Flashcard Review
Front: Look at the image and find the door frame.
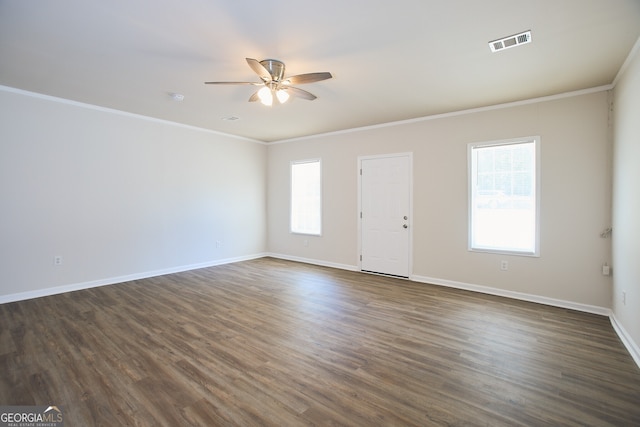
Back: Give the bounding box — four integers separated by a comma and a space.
357, 152, 413, 278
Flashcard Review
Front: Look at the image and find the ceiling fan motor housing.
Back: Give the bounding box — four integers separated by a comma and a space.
260, 59, 286, 82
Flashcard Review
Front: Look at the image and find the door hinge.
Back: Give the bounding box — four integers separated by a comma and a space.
360, 254, 362, 261
360, 168, 362, 175
360, 211, 362, 218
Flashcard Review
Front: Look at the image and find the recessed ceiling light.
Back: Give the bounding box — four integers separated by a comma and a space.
221, 116, 240, 121
489, 30, 532, 53
169, 92, 184, 101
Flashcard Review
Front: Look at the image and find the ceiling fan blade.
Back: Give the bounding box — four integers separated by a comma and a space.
284, 72, 332, 85
287, 87, 317, 101
204, 81, 260, 85
248, 91, 260, 102
246, 58, 272, 82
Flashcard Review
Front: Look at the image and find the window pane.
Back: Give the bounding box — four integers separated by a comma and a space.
469, 139, 538, 255
291, 160, 321, 235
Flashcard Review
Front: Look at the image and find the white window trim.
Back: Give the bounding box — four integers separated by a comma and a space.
467, 136, 541, 257
290, 158, 322, 236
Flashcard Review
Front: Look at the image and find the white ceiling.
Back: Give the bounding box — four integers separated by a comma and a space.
1, 0, 639, 142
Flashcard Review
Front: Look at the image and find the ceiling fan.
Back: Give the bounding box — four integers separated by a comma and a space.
205, 58, 332, 106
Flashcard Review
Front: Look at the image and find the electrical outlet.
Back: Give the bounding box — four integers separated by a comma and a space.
303, 239, 309, 247
54, 256, 63, 266
500, 260, 508, 271
216, 240, 222, 248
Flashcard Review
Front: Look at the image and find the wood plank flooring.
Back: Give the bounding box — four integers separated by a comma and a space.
1, 257, 639, 426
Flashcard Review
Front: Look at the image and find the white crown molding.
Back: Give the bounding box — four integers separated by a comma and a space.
271, 85, 613, 145
1, 81, 614, 147
0, 85, 266, 145
612, 35, 640, 87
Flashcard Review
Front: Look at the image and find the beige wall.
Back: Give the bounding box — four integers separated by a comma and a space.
268, 91, 612, 309
0, 88, 267, 301
612, 43, 640, 358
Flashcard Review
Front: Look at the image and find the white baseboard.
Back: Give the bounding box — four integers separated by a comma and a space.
411, 274, 611, 316
0, 253, 267, 304
266, 253, 359, 272
610, 313, 640, 368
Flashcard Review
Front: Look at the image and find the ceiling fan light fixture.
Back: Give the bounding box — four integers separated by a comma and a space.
257, 86, 273, 106
276, 89, 289, 104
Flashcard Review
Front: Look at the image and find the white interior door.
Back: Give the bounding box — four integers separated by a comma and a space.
360, 154, 411, 277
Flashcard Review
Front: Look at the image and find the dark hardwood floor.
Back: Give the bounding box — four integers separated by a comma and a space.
1, 257, 639, 426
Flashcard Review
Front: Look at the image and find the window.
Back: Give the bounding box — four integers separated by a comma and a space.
468, 137, 539, 256
290, 159, 322, 235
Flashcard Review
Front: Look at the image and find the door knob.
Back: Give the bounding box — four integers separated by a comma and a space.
403, 224, 408, 229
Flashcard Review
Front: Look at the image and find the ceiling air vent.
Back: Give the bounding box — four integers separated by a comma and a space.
489, 30, 531, 53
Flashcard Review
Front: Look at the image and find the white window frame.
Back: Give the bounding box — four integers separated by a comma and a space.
290, 158, 322, 236
468, 136, 540, 257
